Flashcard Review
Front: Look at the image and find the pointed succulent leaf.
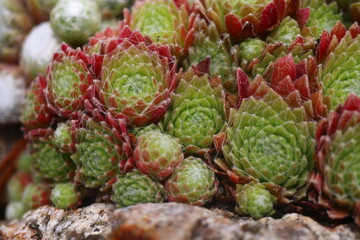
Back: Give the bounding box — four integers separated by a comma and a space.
186, 19, 239, 92
45, 43, 93, 118
22, 182, 51, 210
91, 27, 177, 127
51, 183, 82, 209
84, 25, 121, 55
165, 156, 218, 206
235, 183, 276, 218
318, 23, 360, 109
134, 130, 184, 180
50, 0, 101, 46
308, 94, 360, 226
111, 170, 165, 208
72, 114, 132, 190
163, 67, 226, 155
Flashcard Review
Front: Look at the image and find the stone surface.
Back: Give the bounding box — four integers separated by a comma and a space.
1, 203, 359, 240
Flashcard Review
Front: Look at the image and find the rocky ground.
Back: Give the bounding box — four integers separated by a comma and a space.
0, 203, 359, 240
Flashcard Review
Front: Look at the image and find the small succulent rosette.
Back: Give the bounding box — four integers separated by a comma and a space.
134, 130, 184, 180
22, 182, 52, 210
71, 113, 133, 190
317, 22, 360, 109
185, 19, 239, 92
198, 0, 299, 42
308, 94, 360, 226
89, 27, 177, 127
21, 75, 56, 132
51, 182, 82, 209
125, 0, 197, 58
162, 61, 226, 155
45, 43, 93, 118
215, 54, 330, 211
111, 170, 165, 208
165, 156, 218, 206
7, 172, 33, 202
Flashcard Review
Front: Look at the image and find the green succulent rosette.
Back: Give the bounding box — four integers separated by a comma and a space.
111, 170, 165, 208
72, 115, 132, 190
32, 140, 75, 182
128, 0, 195, 58
17, 149, 34, 173
235, 183, 276, 219
162, 67, 226, 155
53, 121, 75, 153
7, 172, 33, 201
0, 0, 33, 63
91, 27, 176, 127
165, 156, 218, 206
20, 22, 61, 81
318, 23, 360, 109
186, 19, 239, 92
302, 0, 343, 38
45, 43, 93, 118
219, 67, 317, 202
51, 183, 82, 209
5, 202, 28, 220
134, 130, 184, 180
266, 17, 301, 45
50, 0, 101, 46
22, 182, 51, 209
239, 38, 266, 65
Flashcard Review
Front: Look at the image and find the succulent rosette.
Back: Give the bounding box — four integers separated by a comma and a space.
45, 43, 93, 118
0, 0, 33, 63
22, 182, 51, 210
84, 24, 121, 55
308, 94, 360, 225
165, 156, 218, 206
162, 64, 226, 155
111, 170, 165, 208
51, 182, 82, 209
301, 0, 343, 38
72, 114, 132, 190
216, 54, 329, 204
126, 0, 196, 58
7, 172, 33, 201
198, 0, 299, 42
24, 0, 58, 23
317, 22, 360, 109
21, 75, 56, 132
5, 202, 28, 220
185, 19, 239, 92
90, 27, 177, 127
235, 183, 276, 218
53, 121, 76, 153
266, 17, 302, 45
134, 130, 184, 180
32, 138, 75, 182
20, 22, 61, 81
50, 0, 101, 46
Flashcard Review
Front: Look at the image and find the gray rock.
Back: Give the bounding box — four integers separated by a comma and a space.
0, 203, 359, 240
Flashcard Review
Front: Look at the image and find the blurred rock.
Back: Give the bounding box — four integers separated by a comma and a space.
1, 203, 359, 240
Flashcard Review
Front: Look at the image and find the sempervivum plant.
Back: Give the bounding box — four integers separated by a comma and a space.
198, 0, 299, 42
0, 0, 33, 63
50, 0, 101, 46
317, 22, 360, 109
45, 43, 93, 118
21, 182, 51, 210
216, 54, 329, 208
165, 156, 218, 206
301, 0, 343, 38
111, 170, 165, 207
84, 25, 121, 55
7, 172, 33, 202
162, 63, 226, 155
51, 182, 82, 209
21, 75, 56, 132
185, 19, 239, 92
72, 114, 132, 190
90, 27, 177, 127
24, 0, 58, 23
134, 130, 184, 180
126, 0, 196, 58
235, 183, 276, 218
20, 22, 61, 81
308, 94, 360, 225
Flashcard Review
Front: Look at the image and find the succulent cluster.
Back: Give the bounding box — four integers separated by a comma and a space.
3, 0, 360, 226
